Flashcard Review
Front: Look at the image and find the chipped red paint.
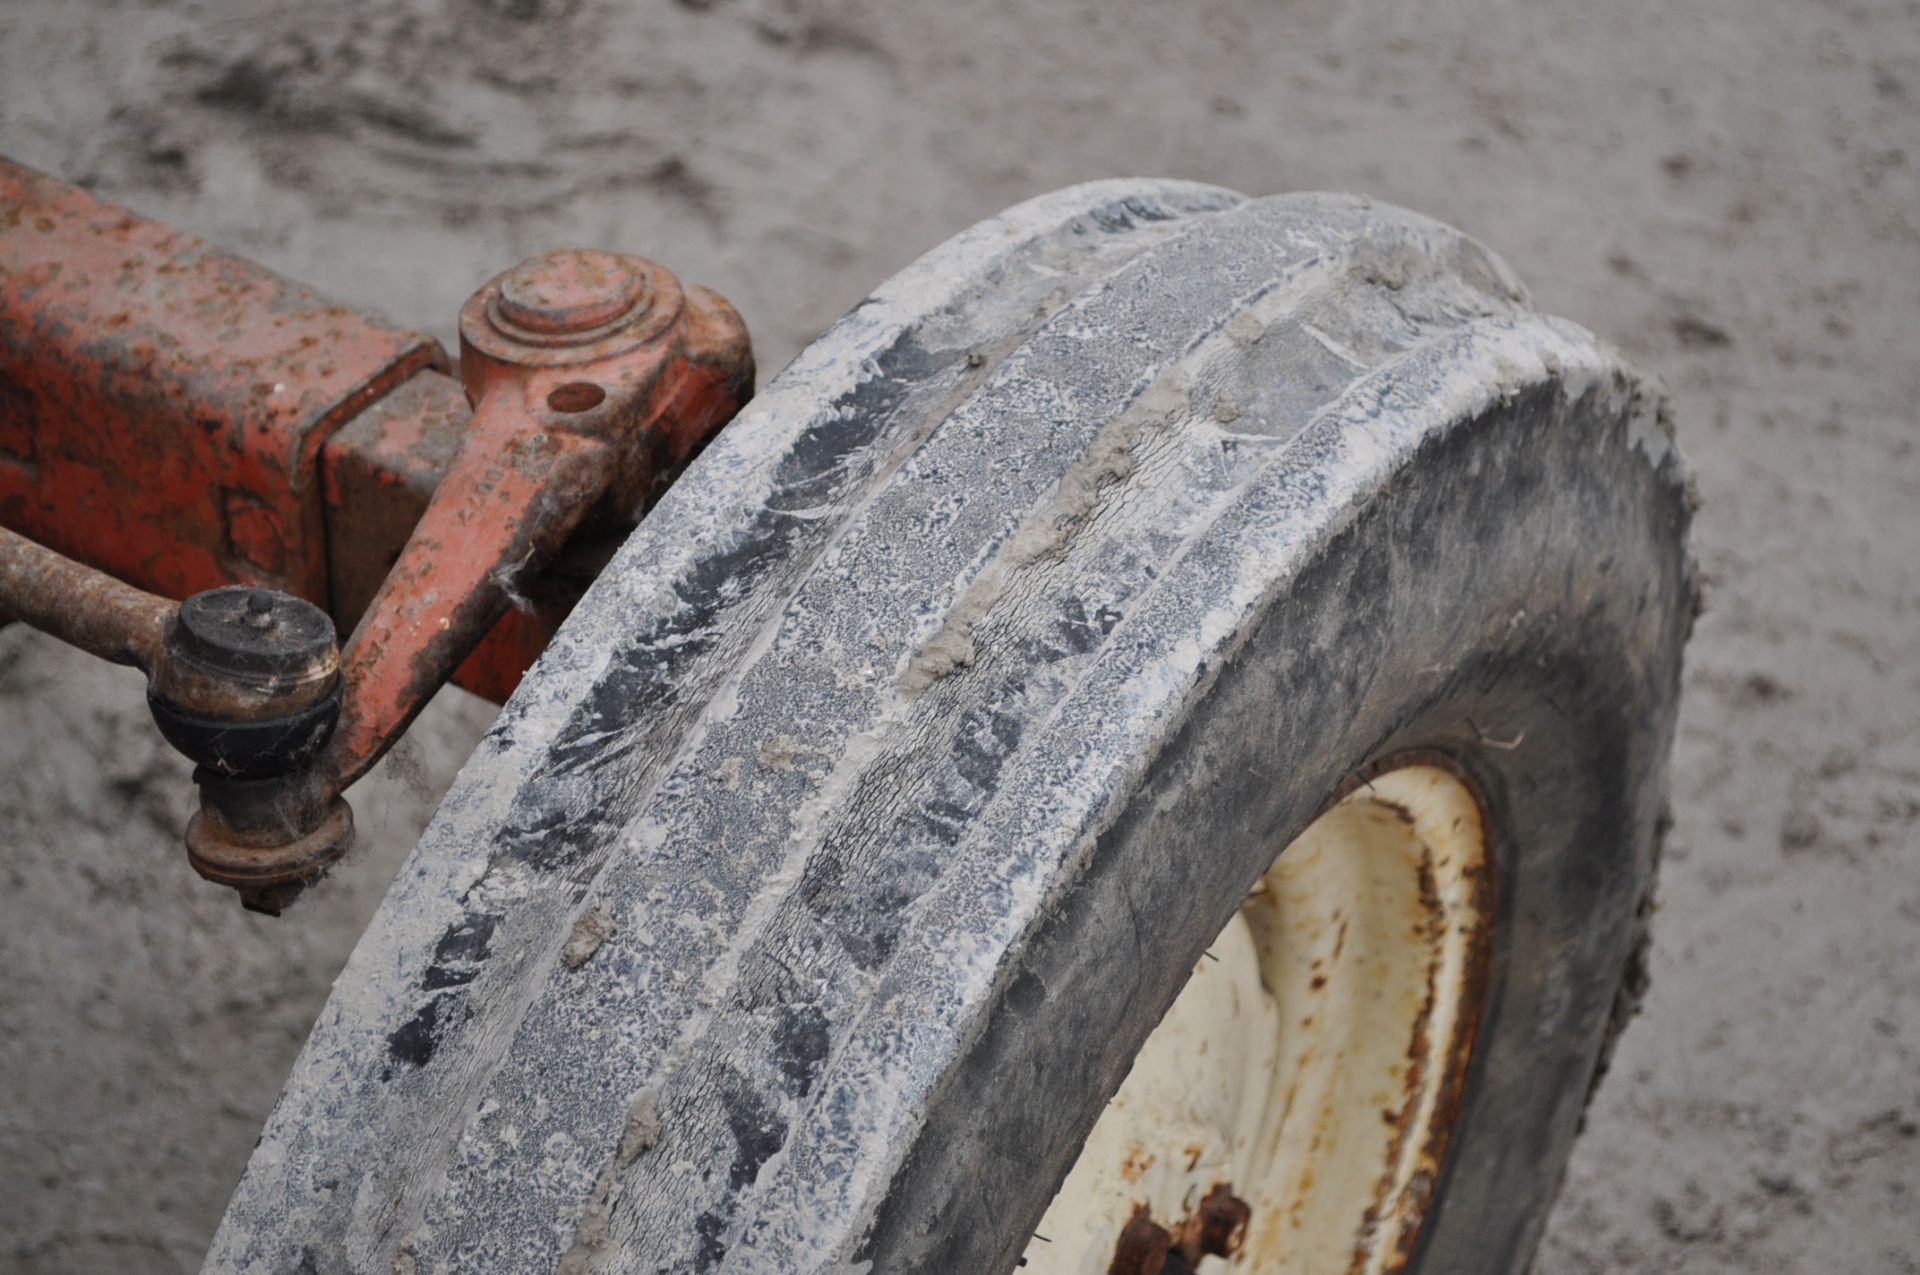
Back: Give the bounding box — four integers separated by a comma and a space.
317, 366, 581, 704
320, 250, 752, 790
0, 157, 443, 605
0, 162, 753, 904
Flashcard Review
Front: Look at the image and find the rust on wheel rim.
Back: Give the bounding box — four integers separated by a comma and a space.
1024, 756, 1496, 1275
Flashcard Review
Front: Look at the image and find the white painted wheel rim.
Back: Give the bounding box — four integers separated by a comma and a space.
1023, 762, 1495, 1274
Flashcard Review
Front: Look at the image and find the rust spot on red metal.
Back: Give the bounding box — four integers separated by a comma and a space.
319, 368, 601, 703
493, 249, 650, 338
316, 291, 750, 711
1, 159, 753, 903
323, 387, 610, 787
0, 157, 443, 606
320, 248, 752, 791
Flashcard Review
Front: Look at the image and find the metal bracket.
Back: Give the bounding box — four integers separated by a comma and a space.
0, 158, 753, 910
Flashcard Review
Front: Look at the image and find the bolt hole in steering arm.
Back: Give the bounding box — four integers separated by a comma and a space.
0, 158, 754, 912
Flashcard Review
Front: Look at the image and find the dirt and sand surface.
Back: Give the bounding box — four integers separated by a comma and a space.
1, 0, 1915, 1270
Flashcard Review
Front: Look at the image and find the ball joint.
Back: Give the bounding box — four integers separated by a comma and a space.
146, 586, 354, 913
147, 586, 341, 776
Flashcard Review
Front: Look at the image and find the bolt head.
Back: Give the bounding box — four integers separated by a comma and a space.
495, 249, 649, 338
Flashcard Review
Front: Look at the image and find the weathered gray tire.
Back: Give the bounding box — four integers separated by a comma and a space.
206, 182, 1693, 1274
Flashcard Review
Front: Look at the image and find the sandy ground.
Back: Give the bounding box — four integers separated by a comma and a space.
1, 1, 1916, 1271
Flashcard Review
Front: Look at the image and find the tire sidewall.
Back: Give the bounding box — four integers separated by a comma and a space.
864, 382, 1689, 1274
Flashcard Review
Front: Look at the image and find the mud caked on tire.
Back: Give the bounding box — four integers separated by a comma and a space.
208, 183, 1693, 1274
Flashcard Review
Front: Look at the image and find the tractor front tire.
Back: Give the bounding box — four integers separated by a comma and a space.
207, 181, 1692, 1275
